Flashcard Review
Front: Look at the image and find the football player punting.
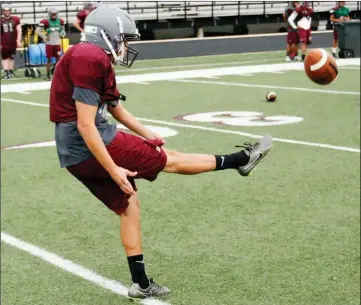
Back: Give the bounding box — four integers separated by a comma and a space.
1, 3, 22, 79
288, 1, 313, 61
283, 1, 301, 61
330, 1, 351, 57
35, 8, 66, 80
49, 6, 273, 300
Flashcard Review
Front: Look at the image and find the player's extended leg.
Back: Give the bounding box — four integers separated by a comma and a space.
163, 135, 272, 176
123, 193, 171, 299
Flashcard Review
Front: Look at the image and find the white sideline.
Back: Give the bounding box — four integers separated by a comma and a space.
1, 232, 170, 305
1, 58, 359, 93
2, 98, 360, 153
171, 79, 360, 95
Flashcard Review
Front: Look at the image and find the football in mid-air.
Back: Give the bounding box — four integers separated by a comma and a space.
304, 49, 338, 85
266, 91, 277, 102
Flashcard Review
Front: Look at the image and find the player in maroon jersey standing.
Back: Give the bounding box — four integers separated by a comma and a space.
288, 1, 313, 61
283, 1, 301, 61
73, 2, 98, 42
1, 3, 22, 79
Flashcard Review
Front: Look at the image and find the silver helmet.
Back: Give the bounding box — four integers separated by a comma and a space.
84, 6, 140, 67
48, 8, 59, 19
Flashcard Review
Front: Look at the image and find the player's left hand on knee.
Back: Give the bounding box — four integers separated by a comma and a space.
147, 134, 166, 145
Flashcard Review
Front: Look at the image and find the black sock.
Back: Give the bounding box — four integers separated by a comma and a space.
127, 254, 149, 289
286, 52, 289, 56
214, 151, 249, 171
302, 54, 306, 60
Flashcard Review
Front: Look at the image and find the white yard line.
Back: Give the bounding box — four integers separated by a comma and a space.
1, 232, 170, 305
17, 91, 32, 95
133, 81, 150, 85
2, 98, 359, 153
115, 59, 278, 74
2, 98, 49, 107
338, 67, 361, 70
2, 59, 359, 93
170, 79, 360, 95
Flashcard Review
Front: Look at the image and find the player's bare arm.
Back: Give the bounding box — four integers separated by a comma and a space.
108, 102, 165, 143
76, 101, 137, 195
35, 24, 47, 41
15, 23, 22, 47
330, 13, 340, 23
73, 18, 83, 32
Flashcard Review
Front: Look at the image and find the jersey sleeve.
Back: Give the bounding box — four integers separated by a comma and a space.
76, 10, 87, 22
39, 19, 49, 28
69, 56, 105, 94
101, 66, 120, 102
13, 16, 21, 26
294, 6, 302, 14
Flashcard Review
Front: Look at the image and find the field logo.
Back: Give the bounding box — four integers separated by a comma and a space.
176, 111, 303, 127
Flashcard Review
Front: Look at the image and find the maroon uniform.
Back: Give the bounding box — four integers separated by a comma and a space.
39, 18, 64, 59
76, 9, 93, 30
285, 4, 299, 45
50, 43, 167, 214
1, 15, 20, 59
294, 5, 313, 44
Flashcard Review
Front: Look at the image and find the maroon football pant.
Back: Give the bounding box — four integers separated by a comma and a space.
67, 131, 167, 215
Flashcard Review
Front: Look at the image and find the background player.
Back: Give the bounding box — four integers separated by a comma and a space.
330, 1, 351, 57
1, 3, 22, 79
288, 1, 313, 61
49, 6, 273, 300
36, 8, 65, 80
73, 2, 96, 42
283, 1, 300, 61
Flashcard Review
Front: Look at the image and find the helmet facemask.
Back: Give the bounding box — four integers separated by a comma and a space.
100, 16, 140, 68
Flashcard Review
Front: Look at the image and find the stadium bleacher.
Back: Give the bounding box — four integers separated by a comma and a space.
7, 1, 360, 25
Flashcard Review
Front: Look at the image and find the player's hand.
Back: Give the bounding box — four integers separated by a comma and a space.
147, 133, 166, 145
109, 166, 137, 195
16, 40, 22, 48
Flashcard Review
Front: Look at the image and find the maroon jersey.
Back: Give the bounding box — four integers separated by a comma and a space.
1, 16, 20, 44
40, 18, 65, 28
50, 43, 120, 123
294, 4, 313, 19
76, 9, 93, 30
